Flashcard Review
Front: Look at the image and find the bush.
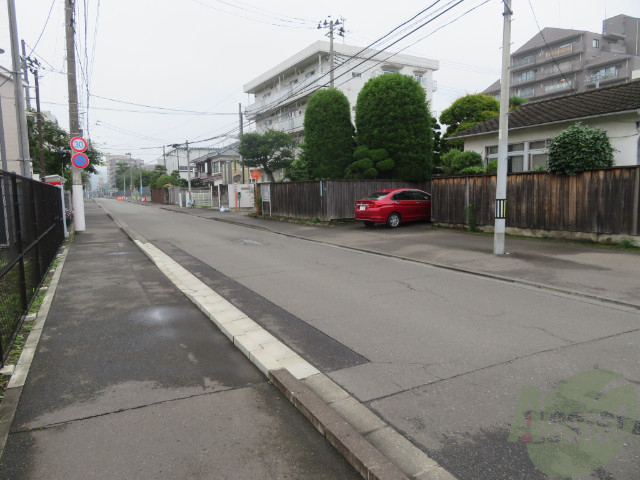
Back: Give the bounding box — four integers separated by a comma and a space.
441, 149, 483, 175
459, 166, 485, 176
547, 123, 615, 175
485, 159, 497, 174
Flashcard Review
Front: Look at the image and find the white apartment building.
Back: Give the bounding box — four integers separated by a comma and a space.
243, 41, 439, 141
161, 147, 218, 183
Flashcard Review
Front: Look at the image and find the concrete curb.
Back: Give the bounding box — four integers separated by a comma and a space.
0, 247, 69, 458
96, 199, 455, 480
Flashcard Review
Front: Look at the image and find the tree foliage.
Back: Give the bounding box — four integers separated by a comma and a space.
547, 123, 615, 175
239, 129, 294, 182
354, 74, 433, 181
440, 149, 483, 176
439, 94, 499, 152
345, 146, 394, 179
296, 88, 354, 180
27, 110, 103, 186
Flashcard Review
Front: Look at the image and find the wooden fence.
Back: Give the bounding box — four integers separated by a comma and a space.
261, 180, 431, 220
431, 166, 640, 236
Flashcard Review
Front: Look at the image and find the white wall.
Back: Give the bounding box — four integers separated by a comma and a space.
0, 69, 21, 173
463, 112, 640, 168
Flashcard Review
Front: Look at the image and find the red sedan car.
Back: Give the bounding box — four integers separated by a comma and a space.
355, 188, 432, 228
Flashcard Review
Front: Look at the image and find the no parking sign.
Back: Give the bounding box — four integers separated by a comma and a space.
72, 152, 90, 169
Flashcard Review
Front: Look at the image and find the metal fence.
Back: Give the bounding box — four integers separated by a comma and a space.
0, 170, 65, 365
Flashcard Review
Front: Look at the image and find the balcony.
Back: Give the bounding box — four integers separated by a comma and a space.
544, 80, 573, 92
245, 73, 322, 117
585, 68, 621, 86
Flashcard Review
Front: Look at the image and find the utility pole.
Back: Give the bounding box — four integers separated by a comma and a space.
0, 48, 8, 172
186, 140, 192, 206
494, 0, 512, 255
318, 16, 344, 87
8, 0, 32, 177
26, 58, 45, 181
21, 40, 31, 109
239, 103, 244, 183
162, 145, 166, 168
126, 153, 132, 198
65, 0, 85, 231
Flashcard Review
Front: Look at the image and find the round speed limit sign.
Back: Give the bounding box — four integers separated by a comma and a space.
70, 136, 88, 152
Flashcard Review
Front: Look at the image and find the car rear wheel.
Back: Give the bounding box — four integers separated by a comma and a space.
386, 212, 401, 229
363, 221, 375, 228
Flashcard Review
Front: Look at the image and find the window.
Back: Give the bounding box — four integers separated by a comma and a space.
414, 75, 425, 84
410, 191, 431, 201
547, 42, 573, 57
305, 70, 315, 78
530, 154, 548, 170
593, 39, 600, 48
513, 54, 535, 67
508, 156, 524, 173
516, 86, 535, 97
545, 78, 572, 92
352, 72, 362, 78
513, 70, 535, 84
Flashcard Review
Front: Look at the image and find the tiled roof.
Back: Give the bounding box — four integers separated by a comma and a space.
452, 79, 640, 138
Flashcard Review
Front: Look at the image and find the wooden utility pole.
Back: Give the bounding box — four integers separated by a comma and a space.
26, 59, 45, 181
65, 0, 85, 231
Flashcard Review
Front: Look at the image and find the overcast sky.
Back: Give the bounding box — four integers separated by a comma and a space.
1, 0, 638, 168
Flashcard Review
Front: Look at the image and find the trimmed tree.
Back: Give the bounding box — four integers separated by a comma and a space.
439, 94, 499, 152
354, 74, 433, 181
547, 123, 615, 175
298, 88, 354, 179
440, 149, 483, 176
239, 129, 294, 182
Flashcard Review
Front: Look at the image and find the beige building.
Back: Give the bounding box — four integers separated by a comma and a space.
1, 66, 24, 174
484, 14, 640, 101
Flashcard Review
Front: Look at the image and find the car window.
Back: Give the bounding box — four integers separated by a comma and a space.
392, 191, 411, 201
364, 191, 389, 200
410, 191, 431, 201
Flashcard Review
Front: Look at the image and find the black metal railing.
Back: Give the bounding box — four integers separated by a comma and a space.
0, 170, 65, 365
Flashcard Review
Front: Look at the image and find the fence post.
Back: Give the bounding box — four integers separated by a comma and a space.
10, 174, 28, 314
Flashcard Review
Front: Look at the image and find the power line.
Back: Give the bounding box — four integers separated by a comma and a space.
90, 94, 237, 114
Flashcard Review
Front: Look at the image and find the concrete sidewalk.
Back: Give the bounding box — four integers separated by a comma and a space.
152, 202, 640, 310
0, 202, 366, 480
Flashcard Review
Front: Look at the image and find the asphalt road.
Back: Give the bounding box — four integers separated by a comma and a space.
100, 199, 640, 480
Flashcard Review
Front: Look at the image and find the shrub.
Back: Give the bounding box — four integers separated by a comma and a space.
485, 159, 497, 174
459, 166, 485, 176
547, 123, 615, 175
441, 149, 483, 175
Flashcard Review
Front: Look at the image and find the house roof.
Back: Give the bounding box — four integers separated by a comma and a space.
191, 144, 240, 164
452, 79, 640, 138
